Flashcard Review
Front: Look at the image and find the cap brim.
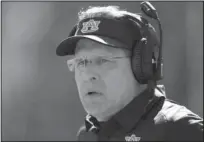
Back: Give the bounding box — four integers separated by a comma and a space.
56, 35, 120, 56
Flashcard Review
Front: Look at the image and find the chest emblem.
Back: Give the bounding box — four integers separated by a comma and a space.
125, 134, 141, 141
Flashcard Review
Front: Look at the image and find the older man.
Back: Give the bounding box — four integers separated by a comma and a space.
56, 4, 203, 141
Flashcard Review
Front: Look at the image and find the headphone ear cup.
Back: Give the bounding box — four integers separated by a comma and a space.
131, 38, 154, 84
131, 40, 146, 84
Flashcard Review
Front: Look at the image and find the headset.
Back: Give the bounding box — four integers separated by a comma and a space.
130, 1, 163, 86
68, 1, 163, 86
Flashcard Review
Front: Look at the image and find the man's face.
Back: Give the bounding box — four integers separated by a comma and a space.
71, 38, 138, 121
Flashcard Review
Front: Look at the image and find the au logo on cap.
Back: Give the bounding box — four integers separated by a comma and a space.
81, 19, 101, 33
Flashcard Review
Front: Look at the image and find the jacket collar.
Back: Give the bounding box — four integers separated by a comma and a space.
98, 85, 166, 137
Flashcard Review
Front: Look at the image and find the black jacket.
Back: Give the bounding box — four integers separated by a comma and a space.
77, 85, 203, 141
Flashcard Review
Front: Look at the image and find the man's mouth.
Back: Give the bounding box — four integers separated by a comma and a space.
86, 91, 102, 96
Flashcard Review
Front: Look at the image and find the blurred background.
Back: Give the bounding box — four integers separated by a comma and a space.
1, 1, 203, 141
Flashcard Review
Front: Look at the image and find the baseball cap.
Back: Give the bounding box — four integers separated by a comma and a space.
56, 17, 142, 56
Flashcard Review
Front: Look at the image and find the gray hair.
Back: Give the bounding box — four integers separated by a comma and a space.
78, 6, 141, 22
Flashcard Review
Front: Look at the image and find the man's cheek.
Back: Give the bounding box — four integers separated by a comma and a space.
105, 71, 125, 91
75, 75, 83, 96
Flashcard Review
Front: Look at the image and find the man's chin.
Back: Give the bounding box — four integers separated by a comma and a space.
84, 108, 102, 118
85, 108, 102, 116
84, 107, 113, 122
87, 112, 109, 122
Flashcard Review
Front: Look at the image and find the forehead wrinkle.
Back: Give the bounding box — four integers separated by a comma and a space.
75, 39, 129, 57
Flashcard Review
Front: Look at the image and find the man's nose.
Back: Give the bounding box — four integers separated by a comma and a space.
81, 69, 100, 82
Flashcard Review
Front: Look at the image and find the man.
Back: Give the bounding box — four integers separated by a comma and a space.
56, 5, 203, 141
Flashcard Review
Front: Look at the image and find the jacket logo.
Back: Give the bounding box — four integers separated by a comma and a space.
125, 134, 141, 141
81, 19, 100, 33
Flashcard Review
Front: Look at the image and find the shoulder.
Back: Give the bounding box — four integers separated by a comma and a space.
160, 99, 202, 123
156, 99, 203, 141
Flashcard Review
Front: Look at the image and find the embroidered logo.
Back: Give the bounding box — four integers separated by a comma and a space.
81, 19, 100, 33
125, 134, 141, 141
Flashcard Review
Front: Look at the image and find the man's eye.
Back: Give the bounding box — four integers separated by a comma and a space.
101, 59, 109, 63
78, 60, 85, 66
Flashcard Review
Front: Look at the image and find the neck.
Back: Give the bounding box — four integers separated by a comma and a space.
93, 86, 147, 122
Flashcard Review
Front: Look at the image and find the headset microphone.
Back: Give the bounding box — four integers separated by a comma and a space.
140, 1, 159, 20
140, 1, 163, 82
